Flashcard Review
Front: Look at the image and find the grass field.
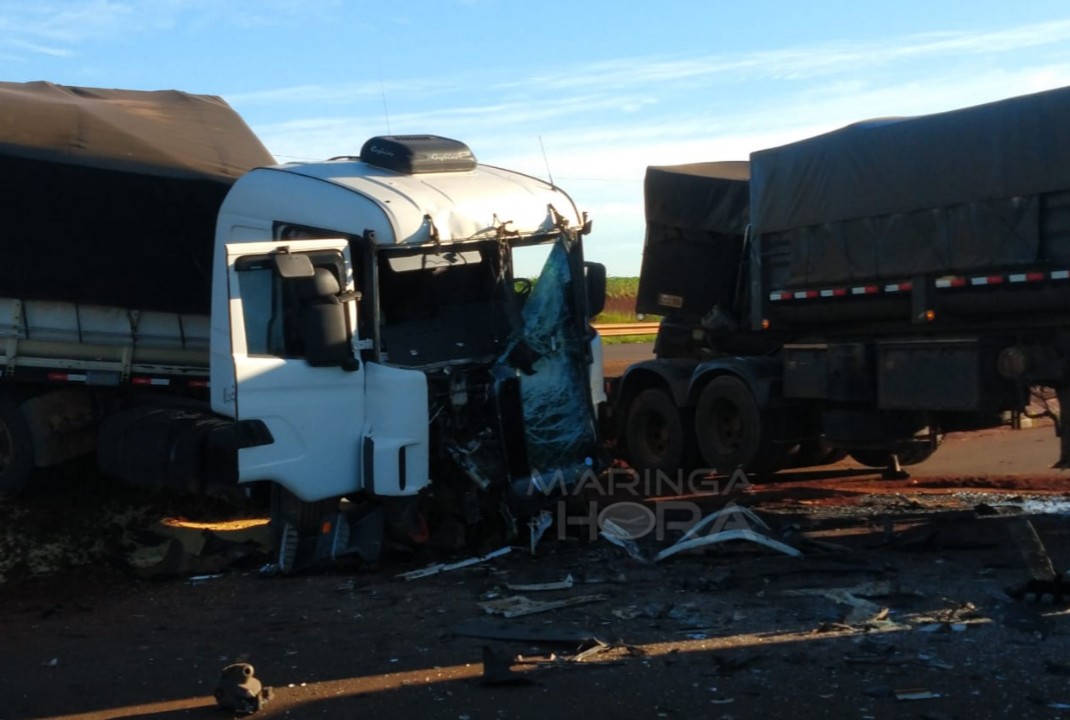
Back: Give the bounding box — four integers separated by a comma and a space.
594, 277, 648, 324
594, 277, 656, 343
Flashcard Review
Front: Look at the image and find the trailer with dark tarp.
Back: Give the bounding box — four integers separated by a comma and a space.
0, 81, 274, 492
0, 81, 275, 314
614, 85, 1070, 479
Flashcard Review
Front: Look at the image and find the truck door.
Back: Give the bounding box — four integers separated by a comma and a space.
226, 239, 365, 501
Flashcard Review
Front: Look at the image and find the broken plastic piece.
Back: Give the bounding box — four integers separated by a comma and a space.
600, 519, 650, 563
654, 528, 802, 562
479, 593, 608, 618
528, 510, 553, 555
506, 575, 574, 592
396, 546, 511, 581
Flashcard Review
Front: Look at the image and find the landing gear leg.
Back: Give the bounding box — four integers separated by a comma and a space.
881, 453, 910, 480
1054, 383, 1070, 469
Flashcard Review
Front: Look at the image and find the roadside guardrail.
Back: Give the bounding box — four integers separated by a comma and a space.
591, 322, 660, 337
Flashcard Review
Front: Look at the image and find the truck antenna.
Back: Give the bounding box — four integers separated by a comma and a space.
539, 135, 555, 189
379, 75, 392, 135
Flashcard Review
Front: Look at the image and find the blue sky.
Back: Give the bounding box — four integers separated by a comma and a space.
3, 1, 1070, 276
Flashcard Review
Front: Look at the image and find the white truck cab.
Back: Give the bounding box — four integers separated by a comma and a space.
211, 136, 606, 568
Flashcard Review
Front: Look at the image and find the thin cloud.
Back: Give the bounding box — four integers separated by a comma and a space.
495, 18, 1070, 92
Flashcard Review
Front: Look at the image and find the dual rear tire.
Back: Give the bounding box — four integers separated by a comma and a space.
624, 376, 781, 478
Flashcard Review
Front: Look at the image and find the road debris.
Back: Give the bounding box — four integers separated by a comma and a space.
452, 619, 604, 646
480, 645, 534, 686
478, 593, 608, 618
1006, 517, 1058, 581
506, 574, 574, 592
528, 511, 553, 555
784, 580, 896, 625
601, 504, 802, 563
895, 689, 941, 701
214, 663, 273, 714
396, 546, 511, 581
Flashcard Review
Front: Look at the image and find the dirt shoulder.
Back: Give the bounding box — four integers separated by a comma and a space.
2, 428, 1070, 719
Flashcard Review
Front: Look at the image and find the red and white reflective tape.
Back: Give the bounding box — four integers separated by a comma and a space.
132, 377, 171, 386
770, 268, 1070, 302
47, 372, 87, 383
1008, 271, 1044, 283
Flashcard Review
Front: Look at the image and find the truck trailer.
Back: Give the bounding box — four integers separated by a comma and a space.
0, 82, 606, 570
614, 85, 1070, 479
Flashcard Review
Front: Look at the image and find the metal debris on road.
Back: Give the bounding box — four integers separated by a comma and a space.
895, 689, 941, 701
480, 645, 534, 686
214, 663, 273, 715
396, 547, 511, 581
601, 505, 802, 563
478, 593, 608, 618
505, 574, 574, 592
528, 511, 553, 555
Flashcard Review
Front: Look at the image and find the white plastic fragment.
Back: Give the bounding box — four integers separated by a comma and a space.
654, 528, 802, 562
478, 593, 608, 618
396, 546, 512, 581
506, 575, 574, 592
529, 511, 553, 555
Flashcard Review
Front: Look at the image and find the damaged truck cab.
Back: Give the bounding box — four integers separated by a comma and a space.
211, 136, 605, 569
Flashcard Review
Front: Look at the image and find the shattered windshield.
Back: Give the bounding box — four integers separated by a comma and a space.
503, 237, 599, 492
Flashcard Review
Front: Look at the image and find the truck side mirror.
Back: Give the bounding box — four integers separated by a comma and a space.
583, 261, 607, 319
300, 268, 359, 371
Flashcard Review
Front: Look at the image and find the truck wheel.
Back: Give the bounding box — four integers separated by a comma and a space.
694, 376, 779, 476
625, 388, 691, 476
0, 395, 34, 494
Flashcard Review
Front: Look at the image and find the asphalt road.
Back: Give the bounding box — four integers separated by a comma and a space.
602, 340, 654, 377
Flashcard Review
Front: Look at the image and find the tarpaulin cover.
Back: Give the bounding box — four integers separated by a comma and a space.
0, 81, 275, 314
750, 85, 1070, 288
637, 162, 750, 316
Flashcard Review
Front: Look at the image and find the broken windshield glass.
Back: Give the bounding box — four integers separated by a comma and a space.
501, 236, 599, 493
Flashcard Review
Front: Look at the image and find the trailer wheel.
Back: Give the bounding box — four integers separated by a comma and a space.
0, 395, 34, 495
625, 388, 692, 476
695, 376, 779, 476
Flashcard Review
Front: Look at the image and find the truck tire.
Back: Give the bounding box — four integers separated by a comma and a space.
624, 388, 692, 476
694, 375, 780, 477
0, 395, 34, 494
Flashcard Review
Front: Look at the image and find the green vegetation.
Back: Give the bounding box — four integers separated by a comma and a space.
593, 277, 655, 325
593, 277, 657, 343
